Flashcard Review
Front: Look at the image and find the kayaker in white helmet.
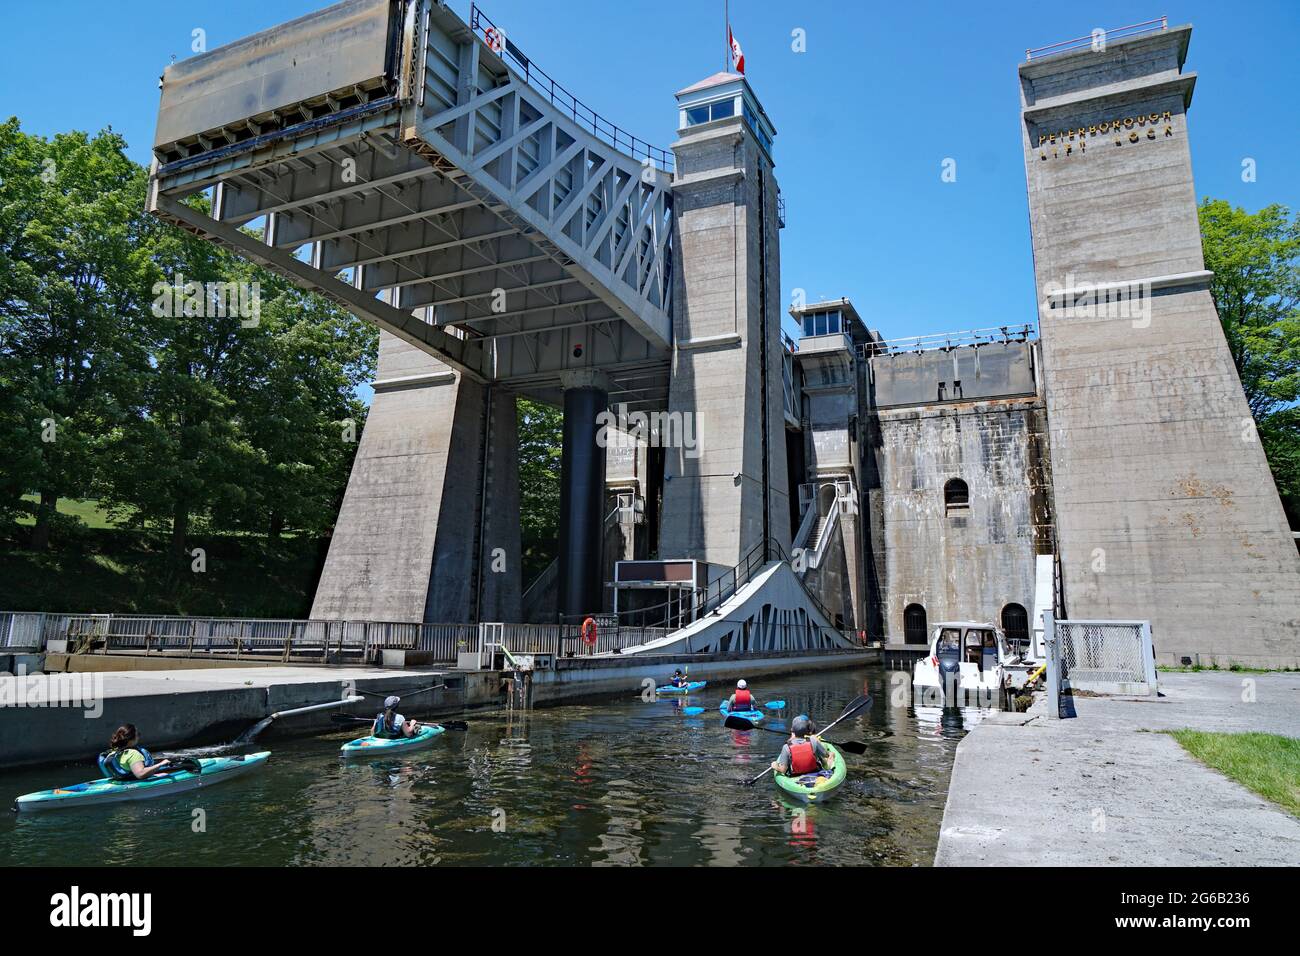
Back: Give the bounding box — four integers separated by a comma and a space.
373, 696, 419, 739
98, 723, 172, 781
772, 715, 835, 778
726, 679, 755, 712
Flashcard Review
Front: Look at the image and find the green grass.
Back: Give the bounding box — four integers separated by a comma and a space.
0, 527, 328, 618
1167, 730, 1300, 817
16, 496, 123, 529
1159, 664, 1298, 674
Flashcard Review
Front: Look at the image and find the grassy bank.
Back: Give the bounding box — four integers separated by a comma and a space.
0, 526, 328, 618
1168, 730, 1300, 817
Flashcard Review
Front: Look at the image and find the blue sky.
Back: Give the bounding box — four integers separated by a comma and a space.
3, 0, 1298, 347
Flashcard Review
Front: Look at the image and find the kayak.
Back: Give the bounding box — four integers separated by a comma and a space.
340, 723, 445, 756
774, 743, 846, 803
657, 681, 706, 695
13, 752, 270, 813
719, 703, 765, 722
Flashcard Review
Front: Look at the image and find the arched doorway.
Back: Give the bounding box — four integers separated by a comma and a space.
1001, 603, 1029, 651
903, 603, 927, 644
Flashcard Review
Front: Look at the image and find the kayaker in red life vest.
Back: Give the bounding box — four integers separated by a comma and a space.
98, 724, 172, 781
771, 715, 835, 778
373, 695, 419, 739
726, 679, 755, 711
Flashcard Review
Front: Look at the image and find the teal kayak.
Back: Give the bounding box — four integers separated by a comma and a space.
657, 681, 706, 694
13, 752, 270, 813
720, 703, 765, 722
341, 723, 445, 756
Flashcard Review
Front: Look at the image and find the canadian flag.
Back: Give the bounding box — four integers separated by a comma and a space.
728, 25, 745, 74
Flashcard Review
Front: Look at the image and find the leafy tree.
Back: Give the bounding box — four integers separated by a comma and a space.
0, 120, 154, 547
517, 397, 562, 584
1200, 199, 1300, 517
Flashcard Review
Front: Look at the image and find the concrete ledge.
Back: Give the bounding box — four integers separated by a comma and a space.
676, 332, 742, 351
372, 370, 457, 392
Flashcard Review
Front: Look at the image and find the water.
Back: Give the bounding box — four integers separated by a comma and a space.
0, 666, 972, 866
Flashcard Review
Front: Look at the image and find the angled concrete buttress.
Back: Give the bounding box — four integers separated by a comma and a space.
1020, 25, 1300, 666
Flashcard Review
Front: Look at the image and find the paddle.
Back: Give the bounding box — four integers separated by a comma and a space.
765, 700, 786, 710
682, 706, 705, 716
741, 694, 873, 786
722, 715, 869, 755
329, 714, 469, 731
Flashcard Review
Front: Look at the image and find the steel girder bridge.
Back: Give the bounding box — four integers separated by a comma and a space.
147, 0, 674, 411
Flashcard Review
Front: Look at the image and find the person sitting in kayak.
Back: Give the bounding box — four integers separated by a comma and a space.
98, 724, 172, 781
771, 715, 835, 779
669, 669, 687, 688
726, 679, 755, 712
373, 695, 419, 739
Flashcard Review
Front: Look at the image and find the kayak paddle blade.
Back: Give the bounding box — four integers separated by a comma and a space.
682, 707, 705, 716
764, 700, 786, 710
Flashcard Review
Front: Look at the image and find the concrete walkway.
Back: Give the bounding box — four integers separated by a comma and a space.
935, 671, 1300, 866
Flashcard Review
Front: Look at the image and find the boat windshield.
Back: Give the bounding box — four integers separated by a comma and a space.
937, 628, 962, 652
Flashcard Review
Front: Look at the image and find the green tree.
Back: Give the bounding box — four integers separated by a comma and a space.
0, 119, 154, 547
517, 397, 562, 584
1200, 199, 1300, 515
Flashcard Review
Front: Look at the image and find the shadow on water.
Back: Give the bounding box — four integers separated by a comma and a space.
0, 665, 981, 866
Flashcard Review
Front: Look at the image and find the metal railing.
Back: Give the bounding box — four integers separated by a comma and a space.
856, 324, 1036, 358
1026, 17, 1167, 60
469, 4, 675, 172
1043, 612, 1156, 714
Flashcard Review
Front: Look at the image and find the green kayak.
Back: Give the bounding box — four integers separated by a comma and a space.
340, 723, 445, 756
13, 752, 270, 813
774, 743, 846, 804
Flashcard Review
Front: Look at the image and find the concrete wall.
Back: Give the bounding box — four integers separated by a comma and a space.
660, 115, 790, 567
870, 341, 1036, 408
868, 398, 1051, 644
1020, 27, 1300, 666
311, 333, 522, 623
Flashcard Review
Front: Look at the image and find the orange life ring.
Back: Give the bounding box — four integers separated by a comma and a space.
581, 617, 598, 646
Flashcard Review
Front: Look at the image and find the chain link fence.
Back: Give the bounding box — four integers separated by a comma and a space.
1043, 613, 1156, 716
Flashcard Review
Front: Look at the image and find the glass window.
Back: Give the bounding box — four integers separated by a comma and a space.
711, 99, 735, 120
686, 106, 709, 126
814, 313, 827, 336
826, 311, 840, 334
803, 316, 815, 337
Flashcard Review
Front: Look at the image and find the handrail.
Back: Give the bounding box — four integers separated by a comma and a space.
856, 324, 1036, 357
1026, 17, 1167, 60
469, 4, 675, 172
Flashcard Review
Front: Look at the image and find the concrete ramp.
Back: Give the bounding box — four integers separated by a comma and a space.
147, 0, 673, 407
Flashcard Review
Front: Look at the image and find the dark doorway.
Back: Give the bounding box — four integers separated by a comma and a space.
903, 603, 927, 644
1002, 602, 1029, 650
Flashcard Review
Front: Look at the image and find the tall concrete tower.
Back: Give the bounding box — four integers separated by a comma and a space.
1019, 24, 1300, 666
659, 73, 791, 568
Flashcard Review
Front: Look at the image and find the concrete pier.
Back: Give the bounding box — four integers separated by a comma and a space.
934, 672, 1300, 866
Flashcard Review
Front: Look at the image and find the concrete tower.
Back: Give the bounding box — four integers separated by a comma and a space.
659, 72, 791, 568
1019, 24, 1300, 666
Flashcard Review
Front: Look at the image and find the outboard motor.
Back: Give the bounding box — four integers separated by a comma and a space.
937, 640, 962, 708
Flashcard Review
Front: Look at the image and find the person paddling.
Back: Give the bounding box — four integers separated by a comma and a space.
98, 724, 172, 781
669, 669, 687, 688
771, 715, 835, 779
726, 679, 755, 712
373, 695, 419, 739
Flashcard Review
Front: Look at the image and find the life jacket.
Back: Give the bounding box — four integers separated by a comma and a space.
733, 688, 752, 709
373, 711, 401, 738
98, 746, 152, 781
789, 739, 819, 775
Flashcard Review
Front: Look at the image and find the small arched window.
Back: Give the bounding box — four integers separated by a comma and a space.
903, 603, 928, 644
1002, 603, 1029, 650
944, 478, 969, 514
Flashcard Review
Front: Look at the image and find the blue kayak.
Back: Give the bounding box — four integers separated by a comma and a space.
719, 703, 765, 722
657, 681, 706, 694
341, 723, 445, 756
14, 752, 270, 812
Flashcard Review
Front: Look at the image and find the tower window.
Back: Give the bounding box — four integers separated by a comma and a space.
944, 478, 969, 513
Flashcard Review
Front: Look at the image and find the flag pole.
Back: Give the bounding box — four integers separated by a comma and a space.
725, 0, 729, 71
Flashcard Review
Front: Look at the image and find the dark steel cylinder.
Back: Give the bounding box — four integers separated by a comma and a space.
558, 383, 607, 621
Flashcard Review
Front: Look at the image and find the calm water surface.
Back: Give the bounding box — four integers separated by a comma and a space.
0, 666, 978, 866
